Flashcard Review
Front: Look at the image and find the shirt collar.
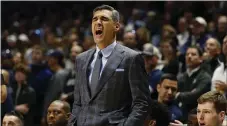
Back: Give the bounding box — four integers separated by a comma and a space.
187, 66, 200, 77
95, 41, 117, 58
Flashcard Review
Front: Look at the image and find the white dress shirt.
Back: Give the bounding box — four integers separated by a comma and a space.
89, 41, 117, 85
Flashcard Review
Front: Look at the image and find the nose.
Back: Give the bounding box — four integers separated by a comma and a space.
198, 112, 204, 120
168, 89, 172, 95
97, 19, 102, 25
48, 113, 55, 120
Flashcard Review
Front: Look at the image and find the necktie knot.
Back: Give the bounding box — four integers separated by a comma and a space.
98, 51, 103, 58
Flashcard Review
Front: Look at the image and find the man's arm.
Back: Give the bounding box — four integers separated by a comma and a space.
122, 54, 151, 126
176, 75, 211, 104
67, 58, 81, 126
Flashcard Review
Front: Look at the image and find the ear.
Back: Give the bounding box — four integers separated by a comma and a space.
157, 84, 161, 93
114, 22, 120, 32
219, 111, 225, 121
66, 113, 71, 120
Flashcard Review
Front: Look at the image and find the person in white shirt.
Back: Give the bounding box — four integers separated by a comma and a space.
212, 35, 227, 93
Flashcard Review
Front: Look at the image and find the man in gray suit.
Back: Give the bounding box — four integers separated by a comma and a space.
68, 4, 151, 126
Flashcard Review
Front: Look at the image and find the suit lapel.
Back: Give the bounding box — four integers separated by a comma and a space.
83, 48, 96, 99
90, 44, 124, 101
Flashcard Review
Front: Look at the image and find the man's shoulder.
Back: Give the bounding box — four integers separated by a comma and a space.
116, 43, 141, 57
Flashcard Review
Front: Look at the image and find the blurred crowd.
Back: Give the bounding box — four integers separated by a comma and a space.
1, 1, 227, 126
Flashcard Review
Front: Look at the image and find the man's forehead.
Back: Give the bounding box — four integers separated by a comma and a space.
93, 10, 112, 17
162, 79, 177, 86
4, 115, 20, 122
197, 102, 215, 110
49, 102, 64, 110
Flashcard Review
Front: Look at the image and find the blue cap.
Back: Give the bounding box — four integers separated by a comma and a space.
46, 50, 64, 60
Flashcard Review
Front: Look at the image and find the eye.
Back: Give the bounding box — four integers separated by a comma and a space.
204, 111, 210, 114
92, 17, 97, 22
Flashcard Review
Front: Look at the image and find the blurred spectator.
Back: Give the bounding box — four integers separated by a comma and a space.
2, 111, 24, 126
207, 21, 216, 35
47, 100, 71, 126
1, 70, 14, 120
136, 27, 151, 50
61, 45, 83, 107
215, 15, 227, 44
176, 46, 211, 122
191, 16, 210, 49
42, 50, 69, 124
160, 39, 179, 76
152, 24, 177, 47
202, 37, 221, 75
12, 64, 36, 126
177, 17, 190, 55
142, 43, 163, 99
65, 44, 83, 70
211, 36, 227, 94
156, 74, 182, 121
146, 100, 171, 126
28, 45, 53, 126
123, 30, 138, 50
82, 35, 95, 51
12, 51, 23, 65
125, 8, 145, 32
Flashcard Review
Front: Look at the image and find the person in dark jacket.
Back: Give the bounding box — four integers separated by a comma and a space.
28, 45, 53, 126
176, 46, 211, 122
12, 64, 36, 126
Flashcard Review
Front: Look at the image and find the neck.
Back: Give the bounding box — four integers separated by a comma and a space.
188, 66, 199, 72
158, 97, 163, 104
97, 38, 115, 49
51, 65, 62, 72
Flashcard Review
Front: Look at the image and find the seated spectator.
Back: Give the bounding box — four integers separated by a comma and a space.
65, 44, 83, 70
146, 100, 171, 126
197, 91, 226, 126
61, 45, 83, 107
12, 64, 36, 126
190, 16, 210, 50
212, 36, 227, 94
2, 111, 24, 126
170, 91, 226, 126
42, 50, 69, 123
142, 43, 163, 99
176, 46, 211, 122
47, 100, 71, 126
123, 30, 138, 51
160, 39, 179, 76
202, 37, 221, 76
177, 17, 190, 55
157, 74, 182, 121
1, 70, 14, 120
28, 45, 53, 126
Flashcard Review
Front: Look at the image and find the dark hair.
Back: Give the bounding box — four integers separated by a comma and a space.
5, 111, 24, 125
93, 4, 120, 22
159, 73, 177, 84
187, 46, 203, 56
14, 63, 30, 76
148, 100, 171, 126
197, 91, 227, 113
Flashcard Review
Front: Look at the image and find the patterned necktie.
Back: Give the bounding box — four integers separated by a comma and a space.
90, 51, 103, 96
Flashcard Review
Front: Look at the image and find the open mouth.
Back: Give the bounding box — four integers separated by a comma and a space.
199, 123, 206, 126
95, 29, 103, 37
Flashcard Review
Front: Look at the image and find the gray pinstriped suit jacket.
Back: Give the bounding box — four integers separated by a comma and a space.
68, 43, 151, 126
